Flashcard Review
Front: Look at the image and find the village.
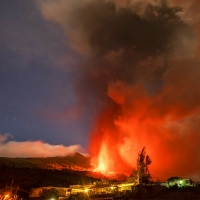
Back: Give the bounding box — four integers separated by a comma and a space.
0, 177, 198, 200
0, 148, 199, 199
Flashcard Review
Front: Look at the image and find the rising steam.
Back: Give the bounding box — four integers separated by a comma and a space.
37, 0, 200, 180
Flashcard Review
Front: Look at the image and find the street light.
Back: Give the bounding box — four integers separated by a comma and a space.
5, 194, 10, 199
84, 188, 89, 193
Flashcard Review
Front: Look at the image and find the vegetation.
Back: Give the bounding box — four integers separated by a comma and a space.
124, 185, 200, 199
166, 177, 194, 188
69, 192, 89, 200
128, 147, 152, 184
41, 188, 59, 199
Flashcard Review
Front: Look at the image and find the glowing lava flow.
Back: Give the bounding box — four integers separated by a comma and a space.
94, 143, 110, 172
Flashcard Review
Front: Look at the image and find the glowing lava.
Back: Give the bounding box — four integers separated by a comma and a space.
93, 142, 110, 172
97, 147, 108, 171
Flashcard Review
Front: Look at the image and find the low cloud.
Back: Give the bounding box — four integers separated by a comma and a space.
0, 134, 81, 157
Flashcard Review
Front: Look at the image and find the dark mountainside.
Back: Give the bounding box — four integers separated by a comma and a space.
1, 153, 200, 199
0, 152, 91, 170
0, 152, 103, 190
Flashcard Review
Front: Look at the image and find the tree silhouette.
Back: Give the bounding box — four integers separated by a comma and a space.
128, 147, 152, 184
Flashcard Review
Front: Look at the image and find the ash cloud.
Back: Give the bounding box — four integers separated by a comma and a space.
37, 0, 200, 179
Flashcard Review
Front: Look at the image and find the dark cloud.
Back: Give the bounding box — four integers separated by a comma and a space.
76, 1, 191, 57
38, 0, 200, 180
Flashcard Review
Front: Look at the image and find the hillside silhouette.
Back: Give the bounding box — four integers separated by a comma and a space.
0, 152, 103, 190
0, 152, 91, 171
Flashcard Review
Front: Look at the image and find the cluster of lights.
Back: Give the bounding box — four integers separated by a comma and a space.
4, 194, 10, 199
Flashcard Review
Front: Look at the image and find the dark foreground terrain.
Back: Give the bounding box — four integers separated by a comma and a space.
1, 154, 200, 199
1, 170, 200, 199
87, 186, 200, 199
0, 167, 99, 189
0, 166, 101, 199
0, 152, 91, 171
123, 185, 200, 199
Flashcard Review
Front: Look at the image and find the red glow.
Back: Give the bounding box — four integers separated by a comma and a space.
94, 142, 109, 172
89, 82, 200, 180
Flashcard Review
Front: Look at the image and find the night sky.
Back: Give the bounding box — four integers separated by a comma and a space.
0, 0, 93, 156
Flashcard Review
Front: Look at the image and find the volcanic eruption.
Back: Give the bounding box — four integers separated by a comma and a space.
38, 0, 200, 180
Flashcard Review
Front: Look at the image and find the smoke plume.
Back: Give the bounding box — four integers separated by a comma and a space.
37, 0, 200, 180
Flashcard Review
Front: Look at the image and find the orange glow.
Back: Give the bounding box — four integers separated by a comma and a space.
94, 142, 115, 172
89, 82, 200, 180
97, 144, 108, 171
